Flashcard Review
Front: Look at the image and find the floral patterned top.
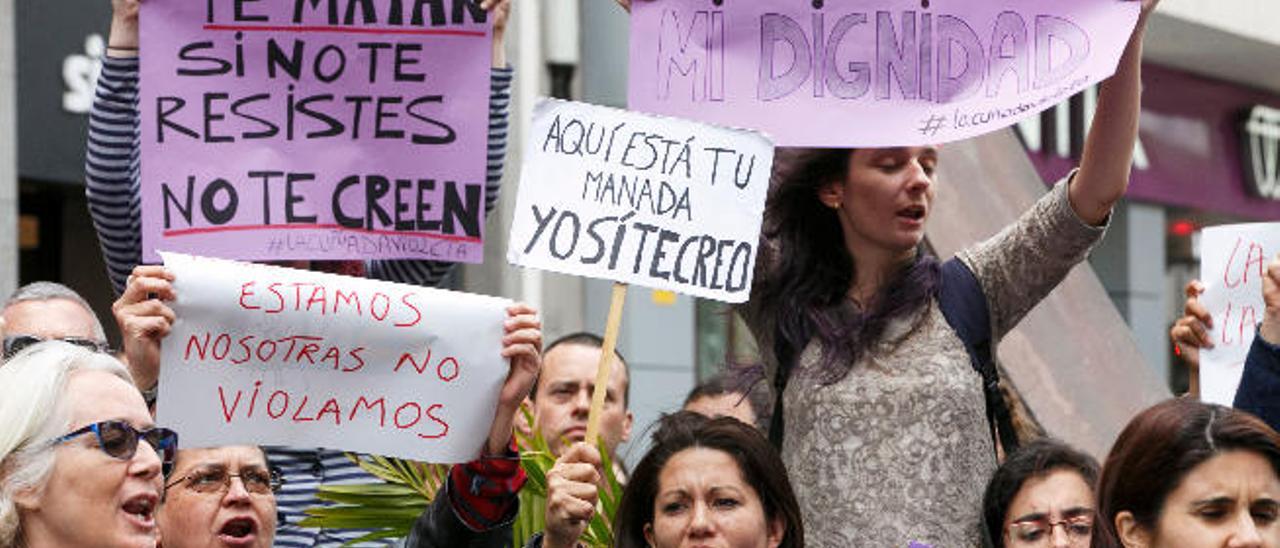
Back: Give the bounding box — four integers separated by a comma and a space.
745, 177, 1105, 547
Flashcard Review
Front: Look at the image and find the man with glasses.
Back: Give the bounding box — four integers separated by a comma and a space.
1, 281, 109, 361
157, 445, 281, 548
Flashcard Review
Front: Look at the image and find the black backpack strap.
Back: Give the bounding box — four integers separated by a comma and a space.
768, 339, 792, 450
938, 258, 1020, 455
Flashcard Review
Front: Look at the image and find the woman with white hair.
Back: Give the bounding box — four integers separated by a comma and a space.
0, 341, 178, 547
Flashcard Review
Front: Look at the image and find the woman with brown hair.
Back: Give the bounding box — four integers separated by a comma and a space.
735, 3, 1160, 545
982, 438, 1101, 548
1097, 398, 1280, 547
611, 411, 804, 548
613, 0, 1159, 542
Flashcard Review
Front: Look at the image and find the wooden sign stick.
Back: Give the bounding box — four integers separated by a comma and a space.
584, 282, 629, 444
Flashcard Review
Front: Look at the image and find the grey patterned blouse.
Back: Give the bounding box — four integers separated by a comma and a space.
745, 178, 1105, 547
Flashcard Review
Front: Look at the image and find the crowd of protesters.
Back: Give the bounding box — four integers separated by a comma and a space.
6, 0, 1280, 546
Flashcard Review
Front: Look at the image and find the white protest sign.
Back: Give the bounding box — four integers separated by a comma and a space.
507, 99, 774, 303
1199, 223, 1280, 405
156, 252, 511, 463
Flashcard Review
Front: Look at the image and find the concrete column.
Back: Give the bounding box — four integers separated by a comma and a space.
0, 0, 19, 296
1089, 201, 1170, 383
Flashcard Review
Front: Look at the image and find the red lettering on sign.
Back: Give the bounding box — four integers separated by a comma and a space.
267, 390, 290, 419
418, 403, 449, 440
350, 395, 387, 426
208, 382, 454, 445
394, 401, 422, 429
291, 395, 315, 422
306, 286, 328, 315
334, 289, 362, 315
371, 292, 392, 321
345, 347, 366, 372
315, 398, 343, 426
239, 282, 260, 310
236, 278, 426, 329
186, 332, 210, 360
266, 283, 286, 313
437, 357, 459, 382
395, 292, 422, 327
218, 386, 242, 423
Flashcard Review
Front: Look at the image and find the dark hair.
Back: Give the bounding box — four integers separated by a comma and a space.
684, 374, 736, 405
981, 438, 1100, 547
1095, 398, 1280, 547
613, 411, 803, 548
754, 148, 939, 385
683, 372, 768, 428
534, 332, 630, 407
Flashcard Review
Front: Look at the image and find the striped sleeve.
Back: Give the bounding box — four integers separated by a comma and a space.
270, 448, 400, 547
367, 66, 514, 286
84, 55, 143, 295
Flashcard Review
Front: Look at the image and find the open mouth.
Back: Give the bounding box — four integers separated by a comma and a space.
121, 494, 157, 526
896, 205, 926, 222
219, 517, 258, 542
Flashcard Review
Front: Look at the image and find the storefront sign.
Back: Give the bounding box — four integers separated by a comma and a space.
1023, 64, 1280, 221
16, 0, 112, 184
1243, 105, 1280, 200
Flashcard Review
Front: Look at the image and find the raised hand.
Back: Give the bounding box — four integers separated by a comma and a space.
113, 265, 177, 392
543, 442, 602, 548
485, 303, 542, 455
108, 0, 142, 52
1170, 280, 1211, 398
1261, 256, 1280, 345
1171, 280, 1214, 352
481, 0, 512, 67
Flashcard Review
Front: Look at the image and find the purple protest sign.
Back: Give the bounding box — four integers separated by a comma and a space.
139, 0, 492, 263
628, 0, 1139, 147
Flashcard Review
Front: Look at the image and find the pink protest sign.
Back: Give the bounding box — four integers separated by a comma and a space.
139, 0, 493, 263
628, 0, 1140, 147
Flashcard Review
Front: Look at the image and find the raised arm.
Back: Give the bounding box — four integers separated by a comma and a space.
85, 0, 144, 295
1233, 256, 1280, 429
1069, 0, 1158, 225
403, 302, 540, 547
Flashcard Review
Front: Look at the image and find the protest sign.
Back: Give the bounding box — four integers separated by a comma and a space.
139, 0, 493, 263
155, 252, 511, 463
507, 99, 774, 303
628, 0, 1139, 147
1199, 223, 1279, 405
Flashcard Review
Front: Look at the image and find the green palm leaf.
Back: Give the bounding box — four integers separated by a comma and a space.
304, 405, 621, 547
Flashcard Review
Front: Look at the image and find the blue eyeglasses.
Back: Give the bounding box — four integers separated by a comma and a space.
48, 420, 179, 476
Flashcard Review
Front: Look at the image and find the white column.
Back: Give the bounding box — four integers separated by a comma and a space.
1090, 202, 1170, 382
0, 0, 19, 296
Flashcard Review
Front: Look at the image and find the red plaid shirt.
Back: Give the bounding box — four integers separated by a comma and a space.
448, 441, 526, 530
